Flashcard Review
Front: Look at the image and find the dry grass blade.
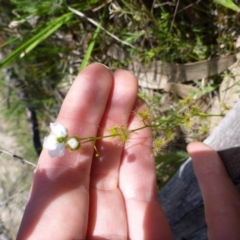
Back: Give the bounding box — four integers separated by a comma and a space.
68, 6, 137, 49
0, 149, 36, 168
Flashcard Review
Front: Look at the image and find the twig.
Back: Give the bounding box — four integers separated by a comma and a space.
26, 106, 42, 156
68, 6, 137, 49
0, 149, 36, 168
170, 0, 180, 32
176, 0, 202, 14
92, 0, 112, 12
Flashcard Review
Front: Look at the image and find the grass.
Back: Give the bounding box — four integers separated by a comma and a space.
0, 0, 240, 237
1, 0, 238, 191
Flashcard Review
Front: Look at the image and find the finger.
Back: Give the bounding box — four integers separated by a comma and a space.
119, 99, 172, 240
17, 63, 112, 240
187, 142, 240, 240
87, 70, 138, 239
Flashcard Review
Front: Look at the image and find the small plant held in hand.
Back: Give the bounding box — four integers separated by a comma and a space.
43, 122, 68, 157
42, 99, 218, 159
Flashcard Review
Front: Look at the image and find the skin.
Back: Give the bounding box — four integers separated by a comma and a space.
188, 142, 240, 240
17, 63, 240, 240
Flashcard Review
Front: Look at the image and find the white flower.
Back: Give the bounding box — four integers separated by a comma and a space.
43, 122, 68, 158
66, 137, 80, 151
50, 122, 67, 137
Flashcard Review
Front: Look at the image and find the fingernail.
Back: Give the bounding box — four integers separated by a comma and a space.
95, 62, 109, 70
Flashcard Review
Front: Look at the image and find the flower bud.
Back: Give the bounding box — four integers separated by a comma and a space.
66, 137, 80, 151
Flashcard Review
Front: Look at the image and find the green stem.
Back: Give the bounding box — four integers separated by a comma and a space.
197, 113, 225, 117
80, 133, 119, 143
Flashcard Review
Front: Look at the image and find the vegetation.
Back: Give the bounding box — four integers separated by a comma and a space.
0, 0, 239, 238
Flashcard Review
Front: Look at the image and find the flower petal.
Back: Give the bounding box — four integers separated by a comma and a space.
43, 135, 58, 150
50, 122, 67, 138
48, 143, 65, 158
58, 142, 65, 156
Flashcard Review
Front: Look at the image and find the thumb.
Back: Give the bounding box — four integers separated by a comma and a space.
187, 142, 240, 240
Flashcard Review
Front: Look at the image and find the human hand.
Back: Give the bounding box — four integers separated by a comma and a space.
17, 63, 172, 240
17, 63, 240, 240
188, 142, 240, 240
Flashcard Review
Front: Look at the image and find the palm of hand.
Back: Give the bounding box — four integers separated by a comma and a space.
17, 63, 171, 240
17, 63, 240, 240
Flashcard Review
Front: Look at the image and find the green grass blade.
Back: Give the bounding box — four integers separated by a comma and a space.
0, 36, 20, 48
79, 8, 105, 71
0, 12, 73, 69
79, 24, 101, 71
214, 0, 240, 12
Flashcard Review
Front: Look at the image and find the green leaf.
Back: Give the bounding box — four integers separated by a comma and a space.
79, 22, 101, 71
79, 7, 106, 71
0, 12, 73, 69
214, 0, 240, 12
